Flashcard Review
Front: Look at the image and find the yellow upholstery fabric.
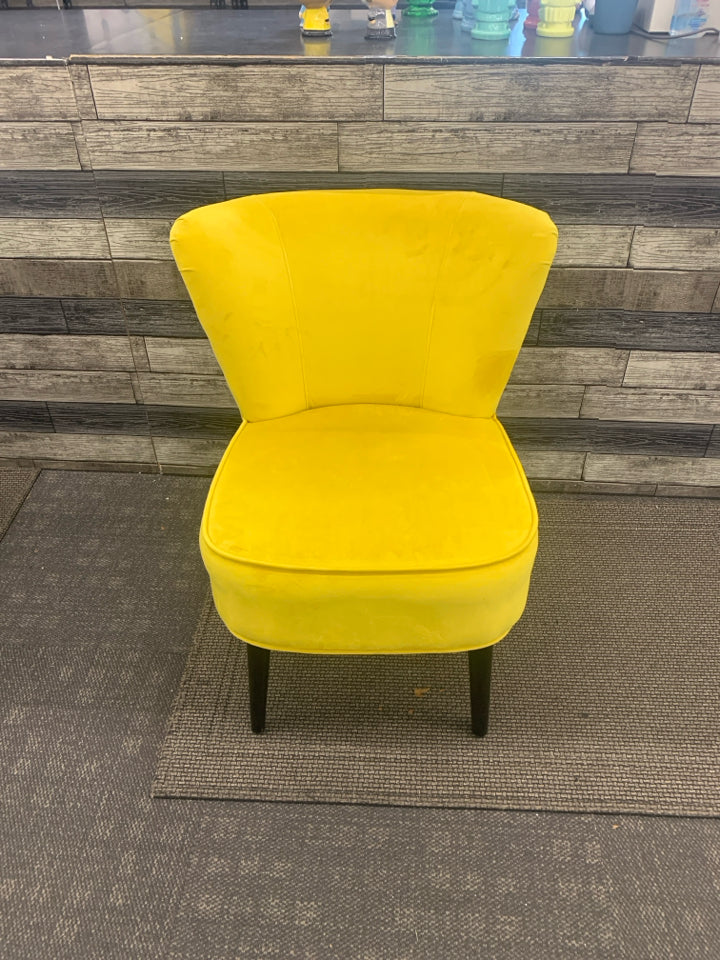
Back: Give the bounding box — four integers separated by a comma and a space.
170, 190, 557, 655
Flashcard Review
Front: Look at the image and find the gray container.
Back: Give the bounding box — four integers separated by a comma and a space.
592, 0, 639, 33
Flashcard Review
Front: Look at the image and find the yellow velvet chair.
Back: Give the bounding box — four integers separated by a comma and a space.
170, 189, 557, 737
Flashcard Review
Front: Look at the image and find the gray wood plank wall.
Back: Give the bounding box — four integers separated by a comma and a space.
0, 58, 719, 495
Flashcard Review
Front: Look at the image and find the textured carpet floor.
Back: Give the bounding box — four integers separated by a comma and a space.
155, 496, 720, 816
0, 469, 37, 540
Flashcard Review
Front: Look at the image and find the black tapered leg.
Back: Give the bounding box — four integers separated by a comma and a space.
246, 642, 271, 734
468, 645, 494, 737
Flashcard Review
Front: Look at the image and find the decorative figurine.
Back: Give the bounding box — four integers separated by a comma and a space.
536, 0, 576, 36
453, 0, 464, 18
405, 0, 438, 18
524, 0, 541, 29
471, 0, 512, 38
365, 0, 397, 39
461, 0, 476, 31
299, 0, 332, 37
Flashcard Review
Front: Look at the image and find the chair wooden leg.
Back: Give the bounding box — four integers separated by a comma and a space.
246, 642, 270, 734
468, 645, 494, 737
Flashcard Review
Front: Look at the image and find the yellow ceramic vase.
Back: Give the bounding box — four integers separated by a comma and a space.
536, 0, 575, 36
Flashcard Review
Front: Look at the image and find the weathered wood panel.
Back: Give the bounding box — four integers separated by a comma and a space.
61, 299, 127, 336
67, 64, 97, 121
539, 268, 720, 312
0, 123, 80, 170
555, 225, 632, 267
646, 177, 720, 227
0, 298, 67, 334
114, 261, 187, 301
0, 334, 133, 372
152, 436, 226, 467
146, 404, 241, 439
504, 417, 711, 456
510, 347, 628, 385
531, 478, 658, 496
654, 483, 720, 496
538, 309, 720, 352
0, 259, 117, 299
82, 121, 339, 171
0, 370, 135, 404
515, 449, 586, 480
689, 65, 720, 123
584, 453, 720, 485
224, 171, 504, 200
497, 384, 585, 419
0, 172, 101, 219
581, 386, 720, 424
503, 174, 651, 225
122, 299, 202, 338
632, 124, 720, 176
88, 64, 383, 121
144, 337, 220, 375
0, 66, 78, 121
630, 228, 720, 270
48, 402, 149, 435
0, 400, 53, 432
385, 64, 697, 122
624, 351, 720, 390
706, 425, 720, 458
105, 220, 172, 260
339, 123, 636, 174
0, 430, 155, 462
136, 373, 235, 407
0, 219, 110, 260
95, 171, 225, 219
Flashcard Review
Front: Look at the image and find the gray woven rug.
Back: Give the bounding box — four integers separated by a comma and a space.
0, 469, 37, 541
154, 495, 720, 816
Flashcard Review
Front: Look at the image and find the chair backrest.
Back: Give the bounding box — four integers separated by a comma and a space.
170, 190, 557, 422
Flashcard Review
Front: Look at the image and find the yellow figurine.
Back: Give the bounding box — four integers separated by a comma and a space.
299, 1, 332, 37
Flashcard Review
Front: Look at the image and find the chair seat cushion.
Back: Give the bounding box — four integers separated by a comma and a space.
201, 404, 538, 654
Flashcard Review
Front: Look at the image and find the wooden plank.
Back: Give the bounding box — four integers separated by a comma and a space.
95, 172, 225, 219
0, 66, 78, 121
129, 336, 150, 372
0, 298, 67, 334
654, 483, 720, 497
497, 384, 585, 419
515, 449, 585, 480
105, 220, 172, 260
0, 172, 101, 219
144, 338, 218, 375
689, 65, 720, 123
338, 123, 636, 174
0, 400, 53, 432
539, 268, 720, 312
0, 123, 80, 170
62, 299, 126, 336
114, 261, 188, 301
509, 347, 628, 386
384, 64, 697, 123
630, 228, 720, 270
503, 417, 711, 457
555, 225, 632, 267
531, 478, 658, 496
584, 453, 720, 485
152, 436, 226, 467
88, 64, 383, 121
0, 334, 133, 372
0, 259, 117, 299
646, 177, 720, 227
224, 171, 504, 200
67, 64, 97, 121
122, 299, 202, 338
581, 386, 720, 424
631, 124, 720, 176
82, 121, 338, 171
624, 351, 720, 390
707, 425, 720, 458
48, 402, 149, 435
0, 219, 110, 260
0, 431, 155, 463
538, 309, 720, 352
146, 405, 241, 439
503, 174, 651, 225
136, 373, 235, 408
0, 370, 135, 404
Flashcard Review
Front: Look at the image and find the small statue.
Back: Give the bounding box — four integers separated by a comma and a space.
365, 0, 397, 39
299, 1, 332, 37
